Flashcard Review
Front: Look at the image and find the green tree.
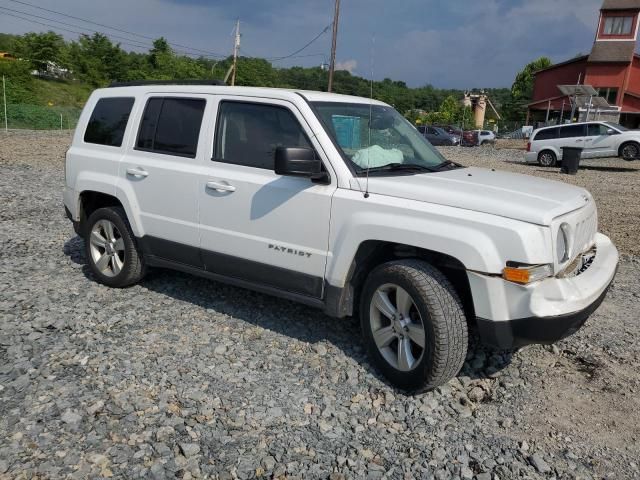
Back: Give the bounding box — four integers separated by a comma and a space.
505, 56, 552, 121
67, 33, 128, 86
14, 31, 66, 72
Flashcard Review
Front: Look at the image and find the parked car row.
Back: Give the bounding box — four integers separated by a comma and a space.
416, 124, 496, 147
525, 121, 640, 166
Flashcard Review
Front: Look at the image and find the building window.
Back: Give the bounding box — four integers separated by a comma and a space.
597, 87, 618, 105
602, 16, 634, 35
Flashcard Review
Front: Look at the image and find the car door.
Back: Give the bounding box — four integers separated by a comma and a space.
428, 127, 445, 145
557, 124, 586, 159
119, 94, 210, 266
584, 123, 617, 158
198, 97, 336, 299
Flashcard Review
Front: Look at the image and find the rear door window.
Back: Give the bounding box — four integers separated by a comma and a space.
84, 97, 135, 147
534, 128, 558, 141
136, 97, 206, 158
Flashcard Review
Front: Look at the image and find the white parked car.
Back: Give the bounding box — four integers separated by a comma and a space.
63, 82, 618, 391
525, 121, 640, 166
477, 130, 496, 146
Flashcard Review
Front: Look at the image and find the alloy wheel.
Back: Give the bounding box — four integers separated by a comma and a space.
89, 219, 125, 277
622, 144, 639, 160
539, 152, 555, 167
369, 283, 426, 372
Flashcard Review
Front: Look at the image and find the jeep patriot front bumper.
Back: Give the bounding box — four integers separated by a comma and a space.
467, 233, 618, 350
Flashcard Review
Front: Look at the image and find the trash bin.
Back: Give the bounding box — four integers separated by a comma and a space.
561, 147, 582, 175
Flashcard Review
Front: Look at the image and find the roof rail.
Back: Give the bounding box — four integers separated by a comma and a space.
108, 79, 226, 88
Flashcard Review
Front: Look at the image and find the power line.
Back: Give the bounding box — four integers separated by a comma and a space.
264, 24, 331, 61
5, 0, 226, 58
0, 5, 154, 49
0, 9, 226, 59
0, 10, 151, 51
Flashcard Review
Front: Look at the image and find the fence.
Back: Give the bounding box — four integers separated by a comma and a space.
0, 103, 81, 130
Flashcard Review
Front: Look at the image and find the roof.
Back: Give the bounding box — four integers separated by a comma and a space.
96, 84, 389, 106
601, 0, 640, 9
533, 55, 588, 75
588, 41, 636, 62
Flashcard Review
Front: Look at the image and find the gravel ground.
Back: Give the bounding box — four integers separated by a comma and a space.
1, 131, 639, 479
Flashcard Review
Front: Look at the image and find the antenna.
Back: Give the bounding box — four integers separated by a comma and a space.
363, 34, 375, 199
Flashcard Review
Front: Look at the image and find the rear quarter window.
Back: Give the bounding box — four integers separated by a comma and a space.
84, 97, 135, 147
533, 128, 558, 141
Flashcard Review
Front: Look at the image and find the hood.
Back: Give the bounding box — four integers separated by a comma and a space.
351, 167, 590, 225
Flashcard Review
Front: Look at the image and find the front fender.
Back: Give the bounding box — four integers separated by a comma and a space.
325, 189, 552, 287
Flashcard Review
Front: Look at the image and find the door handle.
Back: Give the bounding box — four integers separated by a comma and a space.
206, 180, 236, 192
126, 167, 149, 178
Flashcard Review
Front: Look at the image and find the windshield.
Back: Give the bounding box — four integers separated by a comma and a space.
605, 122, 629, 132
312, 102, 448, 174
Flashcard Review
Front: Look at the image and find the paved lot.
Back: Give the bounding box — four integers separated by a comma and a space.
0, 131, 639, 479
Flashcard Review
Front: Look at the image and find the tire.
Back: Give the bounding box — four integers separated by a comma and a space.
85, 206, 145, 288
360, 259, 468, 392
538, 150, 557, 167
619, 142, 640, 161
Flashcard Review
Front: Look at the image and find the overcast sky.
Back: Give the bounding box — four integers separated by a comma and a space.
0, 0, 606, 88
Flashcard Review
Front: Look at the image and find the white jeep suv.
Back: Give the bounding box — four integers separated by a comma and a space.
526, 121, 640, 166
63, 82, 619, 391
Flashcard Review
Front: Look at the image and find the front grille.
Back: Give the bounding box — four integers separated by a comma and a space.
573, 208, 598, 256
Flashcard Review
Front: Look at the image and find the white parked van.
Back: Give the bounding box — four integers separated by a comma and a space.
525, 121, 640, 166
63, 82, 618, 390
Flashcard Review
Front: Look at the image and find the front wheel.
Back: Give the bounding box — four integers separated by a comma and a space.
360, 260, 468, 392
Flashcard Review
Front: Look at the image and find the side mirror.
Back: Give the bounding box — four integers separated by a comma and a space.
607, 128, 615, 135
275, 147, 329, 183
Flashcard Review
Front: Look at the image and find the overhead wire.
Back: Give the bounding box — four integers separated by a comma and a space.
4, 0, 227, 58
1, 2, 333, 67
0, 8, 225, 59
264, 24, 331, 61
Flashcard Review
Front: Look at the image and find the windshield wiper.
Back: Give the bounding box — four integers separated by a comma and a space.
434, 160, 463, 170
362, 163, 437, 174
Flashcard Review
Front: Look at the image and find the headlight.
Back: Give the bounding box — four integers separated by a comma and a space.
503, 264, 553, 284
557, 223, 571, 263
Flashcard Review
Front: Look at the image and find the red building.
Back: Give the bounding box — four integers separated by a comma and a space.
528, 0, 640, 128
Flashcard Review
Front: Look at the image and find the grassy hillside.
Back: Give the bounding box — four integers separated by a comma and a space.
30, 78, 93, 108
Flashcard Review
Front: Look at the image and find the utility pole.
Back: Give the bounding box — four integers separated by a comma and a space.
327, 0, 340, 92
2, 75, 7, 132
231, 19, 241, 86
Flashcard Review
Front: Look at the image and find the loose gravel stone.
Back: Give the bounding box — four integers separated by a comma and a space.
530, 452, 552, 474
0, 131, 638, 479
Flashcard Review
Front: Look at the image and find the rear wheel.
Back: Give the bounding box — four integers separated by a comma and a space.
360, 260, 468, 392
85, 207, 145, 288
620, 142, 640, 161
538, 150, 557, 167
